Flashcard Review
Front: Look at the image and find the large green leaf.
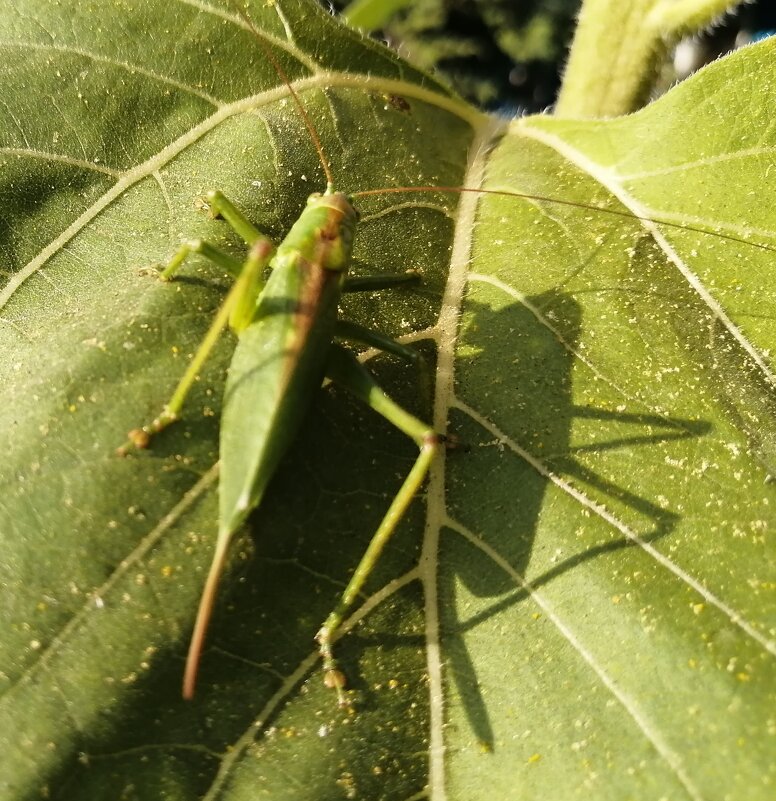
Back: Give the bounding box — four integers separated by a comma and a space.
1, 1, 774, 799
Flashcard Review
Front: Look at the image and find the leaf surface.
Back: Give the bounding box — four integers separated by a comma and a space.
0, 1, 774, 799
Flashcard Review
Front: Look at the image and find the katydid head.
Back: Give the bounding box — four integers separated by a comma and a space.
277, 191, 359, 273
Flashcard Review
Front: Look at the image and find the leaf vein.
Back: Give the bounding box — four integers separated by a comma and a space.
518, 123, 776, 389
452, 397, 776, 658
445, 514, 707, 801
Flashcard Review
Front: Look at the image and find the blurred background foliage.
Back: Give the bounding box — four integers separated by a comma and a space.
330, 0, 776, 113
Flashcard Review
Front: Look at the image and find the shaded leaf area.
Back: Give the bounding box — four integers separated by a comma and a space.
0, 1, 774, 800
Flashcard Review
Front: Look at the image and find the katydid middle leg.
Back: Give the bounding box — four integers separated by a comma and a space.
339, 271, 433, 405
342, 271, 420, 293
318, 344, 441, 705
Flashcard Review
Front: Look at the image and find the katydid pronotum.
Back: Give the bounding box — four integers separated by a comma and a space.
114, 2, 776, 710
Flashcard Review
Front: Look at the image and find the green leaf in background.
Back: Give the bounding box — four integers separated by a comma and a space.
0, 1, 774, 799
344, 0, 416, 31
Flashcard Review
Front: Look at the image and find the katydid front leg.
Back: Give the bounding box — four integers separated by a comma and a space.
318, 344, 440, 706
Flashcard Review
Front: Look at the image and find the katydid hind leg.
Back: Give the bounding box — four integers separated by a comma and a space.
334, 318, 433, 411
334, 319, 424, 368
318, 345, 440, 704
117, 238, 273, 455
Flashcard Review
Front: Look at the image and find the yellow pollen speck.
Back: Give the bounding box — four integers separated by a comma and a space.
528, 753, 542, 764
161, 565, 173, 577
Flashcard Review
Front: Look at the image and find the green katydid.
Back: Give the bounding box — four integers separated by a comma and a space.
117, 1, 776, 710
118, 4, 445, 705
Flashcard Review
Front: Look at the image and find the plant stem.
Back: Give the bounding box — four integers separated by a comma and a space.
557, 0, 745, 118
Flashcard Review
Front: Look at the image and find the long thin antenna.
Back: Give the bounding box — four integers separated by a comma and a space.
353, 186, 776, 254
231, 1, 335, 190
